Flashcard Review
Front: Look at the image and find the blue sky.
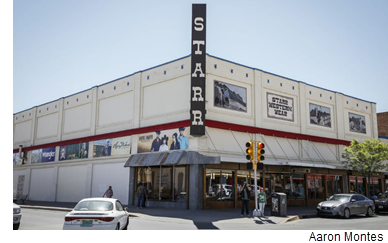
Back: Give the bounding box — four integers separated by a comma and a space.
11, 0, 388, 114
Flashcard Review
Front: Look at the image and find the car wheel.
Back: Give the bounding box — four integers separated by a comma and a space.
343, 208, 350, 219
13, 223, 20, 230
366, 207, 373, 217
123, 217, 129, 230
115, 223, 120, 230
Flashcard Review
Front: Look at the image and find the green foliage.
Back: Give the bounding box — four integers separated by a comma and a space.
342, 138, 388, 176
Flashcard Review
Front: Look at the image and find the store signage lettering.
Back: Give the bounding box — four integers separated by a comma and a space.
267, 93, 294, 121
190, 4, 206, 136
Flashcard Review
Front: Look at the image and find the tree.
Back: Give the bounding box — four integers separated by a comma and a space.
341, 138, 388, 197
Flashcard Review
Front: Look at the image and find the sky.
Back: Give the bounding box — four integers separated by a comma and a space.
10, 0, 388, 114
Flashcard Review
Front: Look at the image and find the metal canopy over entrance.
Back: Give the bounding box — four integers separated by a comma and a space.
124, 150, 220, 167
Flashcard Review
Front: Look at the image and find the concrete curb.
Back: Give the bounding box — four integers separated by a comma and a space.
280, 214, 318, 223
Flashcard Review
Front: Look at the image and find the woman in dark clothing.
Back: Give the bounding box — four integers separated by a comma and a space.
240, 182, 251, 216
170, 133, 180, 150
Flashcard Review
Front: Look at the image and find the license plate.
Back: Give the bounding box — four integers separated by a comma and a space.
378, 206, 383, 209
81, 220, 93, 227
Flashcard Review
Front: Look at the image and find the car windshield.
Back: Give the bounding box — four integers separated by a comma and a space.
74, 201, 113, 211
328, 195, 350, 203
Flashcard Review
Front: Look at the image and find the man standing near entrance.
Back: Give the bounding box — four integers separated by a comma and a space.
137, 183, 147, 209
258, 187, 267, 217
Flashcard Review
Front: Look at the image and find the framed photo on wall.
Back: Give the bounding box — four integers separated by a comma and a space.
309, 103, 331, 127
267, 92, 294, 121
214, 80, 247, 112
349, 113, 366, 134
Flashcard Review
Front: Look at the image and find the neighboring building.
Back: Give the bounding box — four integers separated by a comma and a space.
377, 112, 388, 190
13, 54, 387, 209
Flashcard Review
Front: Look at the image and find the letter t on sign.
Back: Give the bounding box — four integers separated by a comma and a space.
190, 4, 206, 136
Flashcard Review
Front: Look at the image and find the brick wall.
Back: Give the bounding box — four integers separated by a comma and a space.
377, 112, 388, 136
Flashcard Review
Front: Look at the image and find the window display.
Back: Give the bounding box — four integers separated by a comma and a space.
307, 174, 324, 199
285, 174, 305, 200
326, 175, 342, 197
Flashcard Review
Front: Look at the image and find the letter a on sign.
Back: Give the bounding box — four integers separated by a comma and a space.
190, 4, 206, 136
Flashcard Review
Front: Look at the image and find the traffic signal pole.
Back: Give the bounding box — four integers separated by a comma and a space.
245, 139, 265, 217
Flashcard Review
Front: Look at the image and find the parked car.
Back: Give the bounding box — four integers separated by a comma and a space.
316, 193, 375, 219
63, 198, 129, 230
374, 191, 388, 214
13, 203, 22, 230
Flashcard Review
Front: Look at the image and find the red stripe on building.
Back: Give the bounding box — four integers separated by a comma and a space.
14, 119, 350, 153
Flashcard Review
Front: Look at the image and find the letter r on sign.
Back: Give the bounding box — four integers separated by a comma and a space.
192, 110, 204, 125
192, 87, 204, 101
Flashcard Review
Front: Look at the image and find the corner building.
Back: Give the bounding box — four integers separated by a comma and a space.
13, 54, 387, 210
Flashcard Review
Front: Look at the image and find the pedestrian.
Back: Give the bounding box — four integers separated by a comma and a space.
137, 183, 147, 209
258, 187, 267, 217
240, 181, 251, 216
103, 186, 113, 198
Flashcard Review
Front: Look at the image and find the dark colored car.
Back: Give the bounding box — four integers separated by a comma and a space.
316, 193, 375, 219
374, 192, 388, 214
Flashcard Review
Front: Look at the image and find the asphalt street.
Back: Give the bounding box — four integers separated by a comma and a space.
18, 208, 388, 230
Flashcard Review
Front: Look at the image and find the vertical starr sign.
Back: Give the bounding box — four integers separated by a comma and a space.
190, 4, 206, 136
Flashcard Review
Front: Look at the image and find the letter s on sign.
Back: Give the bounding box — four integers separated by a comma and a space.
194, 17, 204, 31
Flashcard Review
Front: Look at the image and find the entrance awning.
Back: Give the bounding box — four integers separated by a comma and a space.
123, 150, 220, 167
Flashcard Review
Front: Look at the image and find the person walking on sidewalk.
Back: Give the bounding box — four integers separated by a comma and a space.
102, 186, 113, 198
240, 182, 251, 216
137, 183, 147, 209
258, 187, 267, 217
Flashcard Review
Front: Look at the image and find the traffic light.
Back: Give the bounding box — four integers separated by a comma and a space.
245, 141, 254, 162
257, 142, 265, 162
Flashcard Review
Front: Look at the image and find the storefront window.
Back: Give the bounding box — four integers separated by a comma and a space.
357, 177, 365, 195
159, 167, 173, 201
265, 173, 284, 203
173, 166, 186, 201
367, 178, 381, 198
206, 169, 221, 202
221, 170, 235, 201
147, 167, 160, 201
307, 174, 324, 199
349, 176, 356, 193
326, 175, 343, 197
285, 174, 305, 200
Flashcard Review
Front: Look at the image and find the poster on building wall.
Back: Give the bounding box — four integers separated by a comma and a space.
59, 142, 89, 161
31, 147, 56, 163
137, 127, 189, 153
349, 113, 366, 134
93, 139, 112, 157
267, 93, 294, 121
309, 103, 331, 127
13, 153, 23, 166
214, 80, 247, 112
111, 136, 131, 155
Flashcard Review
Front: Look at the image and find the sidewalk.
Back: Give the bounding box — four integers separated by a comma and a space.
19, 200, 317, 225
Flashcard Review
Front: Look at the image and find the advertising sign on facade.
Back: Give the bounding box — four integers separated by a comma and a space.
111, 136, 131, 156
349, 113, 366, 134
309, 103, 331, 127
190, 4, 206, 136
13, 153, 23, 166
59, 142, 89, 161
267, 93, 294, 121
32, 147, 56, 163
214, 80, 247, 112
93, 139, 112, 157
137, 127, 189, 153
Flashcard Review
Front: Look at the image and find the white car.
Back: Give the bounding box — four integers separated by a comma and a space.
13, 203, 22, 230
63, 198, 129, 230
